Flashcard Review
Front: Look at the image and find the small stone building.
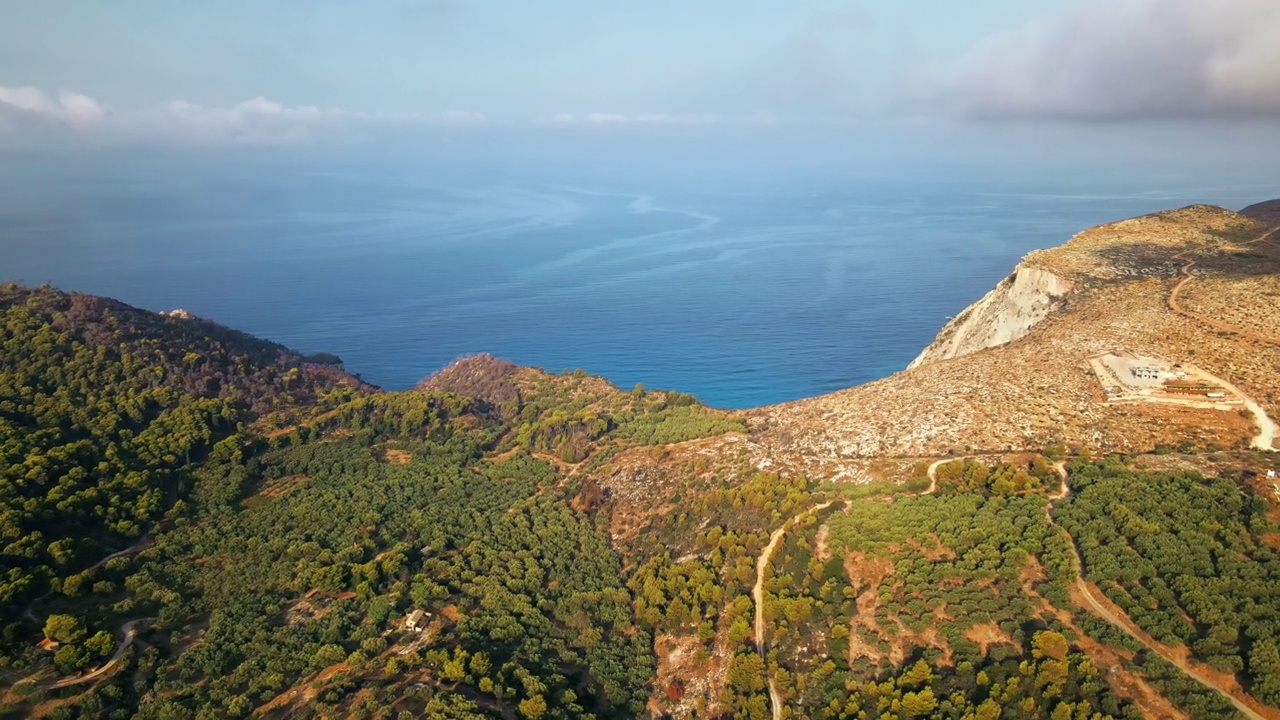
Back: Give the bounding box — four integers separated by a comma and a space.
405, 609, 428, 632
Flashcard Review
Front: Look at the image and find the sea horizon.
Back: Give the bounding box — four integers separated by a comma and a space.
3, 154, 1276, 409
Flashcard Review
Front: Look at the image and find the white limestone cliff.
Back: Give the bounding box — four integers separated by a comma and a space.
908, 264, 1074, 369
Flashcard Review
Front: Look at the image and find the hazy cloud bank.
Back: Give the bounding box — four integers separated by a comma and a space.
548, 111, 776, 127
0, 85, 109, 130
0, 85, 486, 147
942, 0, 1280, 121
0, 83, 780, 148
0, 82, 787, 150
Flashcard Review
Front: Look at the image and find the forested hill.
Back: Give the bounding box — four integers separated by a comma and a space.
3, 283, 1279, 720
0, 285, 746, 719
0, 284, 370, 615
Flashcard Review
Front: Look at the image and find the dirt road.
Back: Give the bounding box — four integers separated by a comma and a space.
1168, 257, 1280, 347
1167, 226, 1280, 347
42, 619, 146, 690
87, 537, 152, 572
21, 537, 152, 629
1177, 363, 1277, 451
754, 502, 834, 720
924, 456, 979, 495
1045, 466, 1275, 720
1160, 229, 1279, 452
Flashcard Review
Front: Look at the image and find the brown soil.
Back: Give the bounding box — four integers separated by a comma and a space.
1010, 557, 1191, 720
847, 626, 886, 666
1075, 580, 1280, 720
813, 523, 831, 562
377, 448, 412, 465
1181, 275, 1280, 344
648, 632, 728, 718
255, 474, 309, 498
907, 533, 955, 562
486, 446, 522, 462
1168, 227, 1280, 346
898, 623, 954, 667
261, 409, 342, 440
842, 552, 899, 667
258, 662, 351, 717
284, 599, 325, 626
963, 622, 1018, 656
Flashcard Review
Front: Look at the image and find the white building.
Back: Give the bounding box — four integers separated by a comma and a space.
1131, 365, 1163, 380
405, 609, 429, 632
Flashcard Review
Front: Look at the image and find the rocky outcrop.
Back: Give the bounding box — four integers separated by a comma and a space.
418, 353, 523, 406
907, 263, 1073, 369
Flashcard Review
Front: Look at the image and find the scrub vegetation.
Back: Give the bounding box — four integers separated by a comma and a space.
2, 284, 1278, 720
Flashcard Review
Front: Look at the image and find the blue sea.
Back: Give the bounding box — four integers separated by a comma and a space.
1, 154, 1274, 408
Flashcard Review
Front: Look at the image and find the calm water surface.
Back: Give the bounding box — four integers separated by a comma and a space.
1, 158, 1273, 408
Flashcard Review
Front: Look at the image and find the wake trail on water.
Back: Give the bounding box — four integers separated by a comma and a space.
520, 185, 722, 278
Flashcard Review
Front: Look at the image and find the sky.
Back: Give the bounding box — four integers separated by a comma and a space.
2, 0, 1280, 171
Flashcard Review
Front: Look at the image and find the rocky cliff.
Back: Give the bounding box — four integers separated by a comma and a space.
907, 263, 1074, 369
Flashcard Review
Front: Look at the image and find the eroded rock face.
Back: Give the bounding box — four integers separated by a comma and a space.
908, 264, 1074, 369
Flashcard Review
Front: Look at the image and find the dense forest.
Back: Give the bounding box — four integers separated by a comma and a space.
0, 286, 365, 617
754, 475, 1128, 719
0, 287, 743, 718
1055, 459, 1280, 708
2, 285, 1279, 720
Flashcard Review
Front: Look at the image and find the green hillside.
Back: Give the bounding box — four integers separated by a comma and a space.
2, 285, 1278, 720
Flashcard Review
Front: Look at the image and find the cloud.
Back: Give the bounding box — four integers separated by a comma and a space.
586, 112, 629, 125
549, 111, 776, 128
434, 110, 488, 126
940, 0, 1280, 121
0, 85, 487, 146
0, 85, 108, 130
154, 99, 486, 143
0, 83, 773, 150
156, 97, 357, 145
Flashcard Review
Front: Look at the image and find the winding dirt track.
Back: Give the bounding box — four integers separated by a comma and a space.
924, 456, 978, 495
87, 537, 152, 572
1183, 364, 1277, 451
1165, 226, 1280, 452
1168, 226, 1280, 347
752, 458, 1279, 720
754, 502, 834, 720
42, 619, 146, 690
1163, 227, 1280, 452
1045, 466, 1277, 720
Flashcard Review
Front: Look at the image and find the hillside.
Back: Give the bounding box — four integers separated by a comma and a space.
1, 200, 1280, 720
0, 294, 748, 719
1242, 200, 1280, 226
750, 203, 1280, 477
0, 285, 371, 614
